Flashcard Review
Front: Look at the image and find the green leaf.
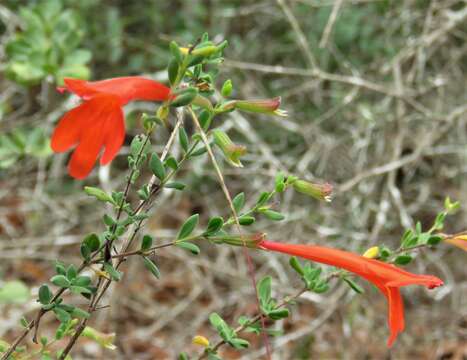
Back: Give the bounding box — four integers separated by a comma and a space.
190, 146, 208, 157
170, 87, 198, 107
229, 338, 249, 349
262, 210, 285, 221
69, 286, 92, 295
444, 197, 460, 213
150, 152, 166, 180
51, 275, 70, 288
168, 58, 179, 85
238, 216, 255, 226
209, 313, 229, 336
130, 134, 148, 157
415, 221, 422, 235
205, 216, 224, 234
165, 181, 186, 191
232, 192, 245, 213
39, 284, 53, 305
39, 336, 48, 347
221, 79, 233, 97
313, 282, 330, 293
433, 212, 446, 230
428, 235, 443, 246
343, 277, 364, 294
199, 110, 212, 130
380, 247, 392, 259
80, 243, 91, 261
111, 191, 124, 207
289, 257, 304, 276
256, 192, 272, 207
66, 265, 77, 280
177, 214, 199, 240
141, 235, 153, 251
20, 317, 29, 328
275, 172, 286, 193
71, 307, 91, 319
178, 353, 189, 360
267, 308, 290, 320
53, 307, 71, 324
394, 255, 412, 265
176, 241, 200, 255
55, 261, 66, 275
137, 185, 150, 200
401, 229, 417, 248
73, 276, 91, 287
103, 214, 116, 227
179, 127, 189, 152
257, 276, 272, 305
83, 233, 100, 252
84, 186, 114, 204
142, 256, 161, 279
170, 41, 183, 63
104, 263, 122, 281
165, 156, 179, 170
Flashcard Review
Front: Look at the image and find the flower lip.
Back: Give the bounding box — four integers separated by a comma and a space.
227, 96, 287, 117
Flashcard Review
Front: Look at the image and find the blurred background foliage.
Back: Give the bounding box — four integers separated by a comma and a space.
0, 0, 466, 359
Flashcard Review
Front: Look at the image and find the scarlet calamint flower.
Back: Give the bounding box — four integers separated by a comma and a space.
51, 77, 171, 179
258, 240, 443, 347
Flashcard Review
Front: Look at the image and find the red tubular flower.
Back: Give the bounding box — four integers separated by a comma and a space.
51, 77, 171, 179
258, 240, 443, 347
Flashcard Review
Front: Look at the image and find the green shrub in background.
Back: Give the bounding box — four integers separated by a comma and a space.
0, 127, 51, 168
5, 0, 91, 85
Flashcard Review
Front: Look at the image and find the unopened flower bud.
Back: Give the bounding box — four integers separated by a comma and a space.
292, 179, 333, 202
212, 129, 246, 168
192, 335, 210, 347
179, 41, 225, 57
209, 233, 265, 248
82, 326, 116, 350
233, 96, 287, 117
362, 246, 379, 259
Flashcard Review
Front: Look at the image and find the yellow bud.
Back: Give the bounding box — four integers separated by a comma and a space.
192, 335, 210, 347
362, 246, 379, 259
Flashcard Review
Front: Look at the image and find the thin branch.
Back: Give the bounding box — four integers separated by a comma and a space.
319, 0, 343, 48
276, 0, 317, 69
188, 107, 272, 360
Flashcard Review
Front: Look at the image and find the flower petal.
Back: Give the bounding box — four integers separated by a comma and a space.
63, 77, 171, 104
51, 100, 100, 152
100, 106, 125, 165
64, 94, 122, 179
62, 78, 100, 99
68, 122, 105, 179
386, 287, 405, 347
91, 77, 171, 103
